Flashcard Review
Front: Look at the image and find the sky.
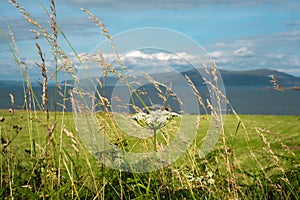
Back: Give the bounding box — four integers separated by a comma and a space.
0, 0, 300, 81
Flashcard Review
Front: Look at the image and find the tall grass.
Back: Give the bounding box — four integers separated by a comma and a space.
0, 0, 299, 199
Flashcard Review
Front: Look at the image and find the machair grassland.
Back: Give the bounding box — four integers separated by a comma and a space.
0, 0, 299, 199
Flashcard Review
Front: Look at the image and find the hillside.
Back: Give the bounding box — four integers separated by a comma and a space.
219, 69, 300, 87
1, 68, 299, 88
0, 68, 300, 114
178, 68, 300, 87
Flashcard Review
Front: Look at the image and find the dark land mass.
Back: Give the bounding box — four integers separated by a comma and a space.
0, 69, 300, 115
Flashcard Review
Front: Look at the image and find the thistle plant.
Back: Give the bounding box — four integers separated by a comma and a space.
132, 105, 181, 152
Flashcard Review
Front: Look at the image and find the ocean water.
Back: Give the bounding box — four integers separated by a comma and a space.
225, 86, 300, 115
0, 86, 299, 115
93, 85, 300, 115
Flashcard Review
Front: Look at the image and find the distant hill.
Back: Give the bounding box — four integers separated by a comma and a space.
219, 69, 300, 87
179, 68, 300, 87
1, 68, 300, 88
0, 80, 52, 88
0, 68, 300, 113
0, 80, 24, 88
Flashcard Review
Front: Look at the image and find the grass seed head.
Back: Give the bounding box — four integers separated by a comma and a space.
0, 116, 5, 122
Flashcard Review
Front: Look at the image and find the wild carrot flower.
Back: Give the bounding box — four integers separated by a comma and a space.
132, 106, 181, 152
207, 178, 215, 185
132, 107, 180, 131
206, 171, 215, 185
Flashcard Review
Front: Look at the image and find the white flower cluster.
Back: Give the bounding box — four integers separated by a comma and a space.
132, 109, 181, 130
185, 171, 215, 186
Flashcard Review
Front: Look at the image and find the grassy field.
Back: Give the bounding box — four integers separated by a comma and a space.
1, 1, 299, 199
1, 110, 299, 199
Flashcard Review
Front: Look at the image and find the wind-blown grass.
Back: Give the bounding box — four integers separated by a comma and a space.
0, 110, 299, 199
0, 0, 299, 199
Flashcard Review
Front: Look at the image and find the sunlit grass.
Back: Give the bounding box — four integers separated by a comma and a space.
0, 0, 299, 199
1, 109, 299, 198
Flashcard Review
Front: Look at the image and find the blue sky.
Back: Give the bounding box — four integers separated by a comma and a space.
0, 0, 300, 80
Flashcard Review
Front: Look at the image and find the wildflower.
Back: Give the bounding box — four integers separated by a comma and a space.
206, 171, 214, 178
132, 105, 181, 152
132, 106, 181, 130
205, 171, 215, 185
207, 178, 215, 185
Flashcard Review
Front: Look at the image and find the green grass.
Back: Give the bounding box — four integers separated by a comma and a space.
223, 115, 300, 168
1, 110, 299, 199
1, 1, 299, 198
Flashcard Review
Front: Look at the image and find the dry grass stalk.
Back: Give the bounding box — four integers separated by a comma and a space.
46, 0, 58, 42
206, 97, 238, 195
196, 115, 201, 130
21, 62, 34, 111
202, 76, 248, 131
8, 27, 19, 56
22, 88, 30, 110
268, 75, 285, 91
56, 102, 66, 110
95, 78, 111, 111
164, 82, 177, 106
256, 128, 285, 174
203, 63, 210, 75
80, 8, 111, 40
36, 43, 49, 120
50, 0, 56, 16
7, 26, 33, 108
8, 93, 14, 114
50, 0, 57, 28
47, 122, 57, 146
98, 51, 108, 78
204, 62, 240, 198
142, 72, 164, 94
260, 127, 297, 157
205, 98, 220, 132
10, 0, 76, 78
48, 0, 59, 115
9, 0, 50, 39
81, 8, 126, 73
211, 60, 218, 82
141, 72, 175, 107
62, 127, 79, 152
50, 53, 74, 76
95, 77, 103, 89
43, 121, 58, 157
185, 75, 207, 113
98, 50, 122, 79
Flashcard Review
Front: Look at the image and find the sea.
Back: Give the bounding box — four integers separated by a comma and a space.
0, 86, 299, 116
225, 86, 300, 115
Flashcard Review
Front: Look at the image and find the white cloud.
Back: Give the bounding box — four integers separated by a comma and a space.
204, 29, 300, 77
276, 30, 300, 43
120, 50, 199, 67
209, 51, 222, 58
125, 50, 152, 59
75, 50, 205, 75
233, 47, 255, 57
213, 43, 227, 48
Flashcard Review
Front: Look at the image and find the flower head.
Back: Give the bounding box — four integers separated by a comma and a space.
132, 106, 180, 130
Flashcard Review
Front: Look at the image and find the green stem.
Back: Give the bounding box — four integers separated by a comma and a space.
153, 129, 157, 152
